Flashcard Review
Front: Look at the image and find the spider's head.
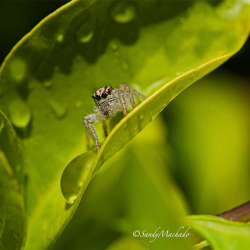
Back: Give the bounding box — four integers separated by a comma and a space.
92, 86, 113, 102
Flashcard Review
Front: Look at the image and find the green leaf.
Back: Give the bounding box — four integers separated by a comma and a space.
0, 110, 23, 188
0, 0, 249, 250
183, 215, 250, 250
53, 117, 191, 250
0, 151, 26, 250
0, 110, 25, 249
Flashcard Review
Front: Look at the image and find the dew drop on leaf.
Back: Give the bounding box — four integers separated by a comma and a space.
9, 58, 27, 82
187, 7, 193, 14
180, 17, 186, 24
9, 98, 31, 128
48, 99, 67, 119
110, 2, 136, 24
75, 16, 95, 43
176, 71, 182, 76
190, 74, 196, 80
78, 31, 94, 43
61, 150, 96, 204
123, 122, 128, 130
111, 42, 118, 50
43, 81, 52, 88
57, 34, 64, 42
75, 100, 82, 109
121, 61, 129, 71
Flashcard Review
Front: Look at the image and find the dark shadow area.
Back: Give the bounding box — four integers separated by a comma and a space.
0, 0, 69, 63
1, 0, 194, 84
223, 37, 250, 78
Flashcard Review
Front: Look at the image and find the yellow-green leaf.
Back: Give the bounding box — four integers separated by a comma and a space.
183, 215, 250, 250
0, 0, 249, 250
0, 151, 26, 250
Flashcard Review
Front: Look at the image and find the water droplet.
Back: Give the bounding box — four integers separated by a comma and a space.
43, 81, 52, 88
111, 42, 118, 50
57, 34, 64, 42
9, 98, 31, 128
226, 0, 234, 7
180, 17, 186, 24
187, 7, 193, 13
61, 150, 97, 204
75, 17, 95, 43
0, 115, 5, 132
75, 100, 82, 109
10, 58, 26, 82
123, 122, 128, 129
140, 114, 144, 120
79, 31, 94, 43
121, 61, 129, 71
49, 99, 67, 118
111, 2, 136, 24
176, 71, 181, 76
68, 195, 77, 204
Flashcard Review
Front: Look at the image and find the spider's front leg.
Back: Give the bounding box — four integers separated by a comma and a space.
84, 108, 106, 151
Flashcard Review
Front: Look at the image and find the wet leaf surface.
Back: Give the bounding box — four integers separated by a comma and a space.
0, 0, 249, 249
0, 151, 26, 250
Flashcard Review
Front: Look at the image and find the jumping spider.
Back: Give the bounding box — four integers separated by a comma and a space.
84, 84, 146, 151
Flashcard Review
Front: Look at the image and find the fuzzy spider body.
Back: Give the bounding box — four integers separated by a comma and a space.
84, 84, 146, 151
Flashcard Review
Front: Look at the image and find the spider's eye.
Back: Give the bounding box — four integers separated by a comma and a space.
107, 90, 110, 94
96, 95, 101, 101
92, 95, 95, 99
102, 93, 107, 98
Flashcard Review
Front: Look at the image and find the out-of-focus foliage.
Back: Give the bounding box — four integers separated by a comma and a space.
0, 0, 249, 250
164, 72, 250, 216
164, 70, 250, 249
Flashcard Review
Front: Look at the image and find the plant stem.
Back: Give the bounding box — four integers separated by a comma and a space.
193, 201, 250, 249
218, 200, 250, 222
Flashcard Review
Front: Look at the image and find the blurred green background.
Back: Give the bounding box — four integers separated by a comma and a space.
1, 1, 250, 250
